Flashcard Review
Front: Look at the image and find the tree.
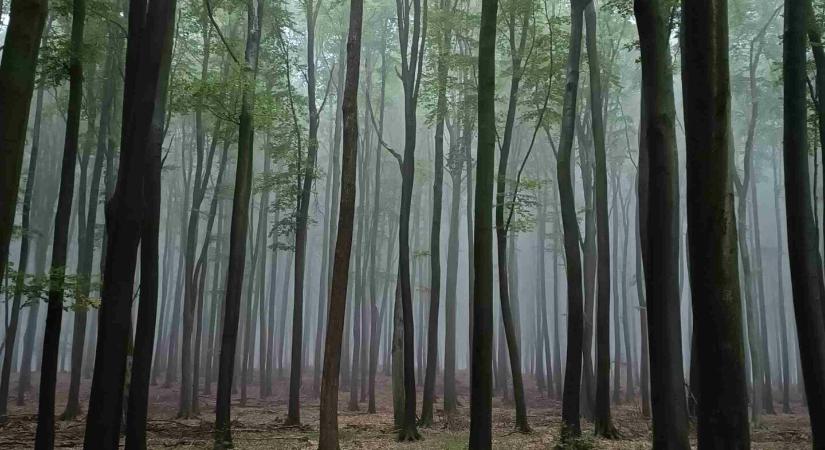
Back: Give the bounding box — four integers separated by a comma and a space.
681, 0, 750, 447
583, 1, 616, 437
394, 0, 427, 438
783, 0, 825, 445
0, 33, 47, 418
82, 0, 176, 445
285, 0, 324, 425
468, 0, 497, 445
213, 0, 263, 445
420, 0, 451, 426
492, 0, 531, 431
632, 0, 689, 447
35, 0, 86, 444
317, 0, 364, 443
124, 5, 175, 446
0, 0, 50, 288
557, 0, 586, 440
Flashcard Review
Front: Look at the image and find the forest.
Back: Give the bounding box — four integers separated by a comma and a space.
0, 0, 824, 447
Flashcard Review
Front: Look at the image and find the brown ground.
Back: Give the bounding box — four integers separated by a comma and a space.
0, 371, 812, 449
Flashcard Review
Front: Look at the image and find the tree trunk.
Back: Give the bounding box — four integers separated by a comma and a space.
584, 3, 615, 436
772, 157, 792, 414
633, 0, 689, 446
0, 0, 49, 284
783, 0, 825, 445
557, 0, 586, 440
35, 0, 85, 443
681, 0, 751, 446
317, 0, 363, 443
468, 0, 497, 444
82, 0, 175, 445
0, 70, 45, 419
213, 0, 262, 445
421, 0, 449, 423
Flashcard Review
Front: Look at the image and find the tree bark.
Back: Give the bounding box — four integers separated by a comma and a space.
633, 0, 689, 446
0, 65, 45, 419
317, 0, 363, 444
557, 0, 586, 440
468, 0, 497, 444
783, 0, 825, 445
213, 0, 262, 445
34, 0, 85, 444
0, 0, 49, 284
681, 0, 751, 446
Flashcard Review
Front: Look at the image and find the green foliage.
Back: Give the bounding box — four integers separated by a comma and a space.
1, 267, 102, 311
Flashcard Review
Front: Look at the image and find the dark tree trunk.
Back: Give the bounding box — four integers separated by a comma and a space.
584, 2, 615, 436
124, 20, 172, 446
0, 0, 49, 284
492, 4, 530, 432
0, 68, 45, 419
468, 0, 497, 444
317, 0, 363, 444
681, 0, 751, 447
394, 0, 426, 438
213, 0, 263, 446
34, 0, 85, 444
82, 0, 175, 445
633, 0, 689, 446
783, 0, 825, 445
557, 0, 586, 440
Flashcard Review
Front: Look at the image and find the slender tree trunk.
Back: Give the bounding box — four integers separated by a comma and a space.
421, 1, 449, 423
317, 0, 364, 444
557, 0, 586, 440
213, 0, 263, 445
367, 28, 388, 413
35, 0, 85, 443
584, 3, 615, 436
772, 157, 792, 414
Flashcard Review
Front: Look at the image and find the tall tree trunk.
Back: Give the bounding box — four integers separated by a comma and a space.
0, 68, 45, 419
367, 27, 388, 413
468, 0, 497, 444
783, 0, 825, 445
394, 0, 426, 438
317, 0, 363, 443
285, 0, 321, 425
443, 138, 462, 415
681, 0, 750, 446
584, 3, 615, 436
772, 157, 792, 414
421, 0, 449, 424
633, 0, 689, 446
34, 0, 85, 444
124, 16, 172, 447
0, 0, 49, 284
82, 0, 175, 445
492, 5, 531, 431
557, 0, 586, 440
213, 0, 263, 445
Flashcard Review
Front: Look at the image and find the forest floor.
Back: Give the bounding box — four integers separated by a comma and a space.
0, 371, 812, 449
